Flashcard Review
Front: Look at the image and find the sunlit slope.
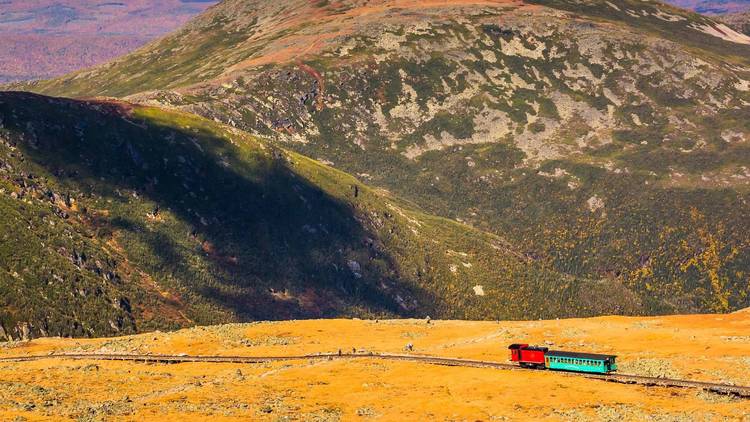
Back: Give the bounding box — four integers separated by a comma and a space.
1, 312, 749, 420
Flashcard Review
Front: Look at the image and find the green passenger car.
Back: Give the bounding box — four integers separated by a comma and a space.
544, 350, 617, 374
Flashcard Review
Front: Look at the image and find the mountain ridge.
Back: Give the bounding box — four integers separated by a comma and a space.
12, 0, 750, 97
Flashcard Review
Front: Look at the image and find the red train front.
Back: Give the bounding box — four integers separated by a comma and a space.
508, 343, 548, 368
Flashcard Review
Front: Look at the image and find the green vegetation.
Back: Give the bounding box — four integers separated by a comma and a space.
0, 92, 634, 340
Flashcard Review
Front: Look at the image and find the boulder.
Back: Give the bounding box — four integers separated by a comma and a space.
17, 322, 32, 341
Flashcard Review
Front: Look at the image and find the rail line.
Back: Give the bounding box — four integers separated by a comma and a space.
1, 352, 748, 397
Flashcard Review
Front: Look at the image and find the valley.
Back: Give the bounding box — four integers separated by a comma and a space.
0, 0, 218, 82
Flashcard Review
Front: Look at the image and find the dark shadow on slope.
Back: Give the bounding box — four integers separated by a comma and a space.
0, 91, 435, 326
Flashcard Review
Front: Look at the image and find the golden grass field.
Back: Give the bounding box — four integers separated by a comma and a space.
1, 310, 749, 421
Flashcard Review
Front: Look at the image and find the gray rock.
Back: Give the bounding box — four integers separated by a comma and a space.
347, 260, 361, 273
17, 322, 31, 341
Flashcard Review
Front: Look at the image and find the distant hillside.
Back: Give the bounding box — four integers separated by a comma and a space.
664, 0, 750, 14
0, 0, 218, 82
721, 11, 750, 33
0, 34, 151, 84
1, 91, 635, 341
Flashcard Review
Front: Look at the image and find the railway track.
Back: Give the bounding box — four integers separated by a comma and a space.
1, 352, 748, 397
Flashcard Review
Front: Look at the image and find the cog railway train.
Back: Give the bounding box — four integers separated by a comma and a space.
508, 344, 618, 374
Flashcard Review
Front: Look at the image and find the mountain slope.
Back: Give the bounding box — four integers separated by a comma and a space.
1, 91, 636, 340
13, 0, 750, 315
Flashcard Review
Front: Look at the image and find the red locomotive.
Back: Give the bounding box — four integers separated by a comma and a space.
508, 343, 548, 368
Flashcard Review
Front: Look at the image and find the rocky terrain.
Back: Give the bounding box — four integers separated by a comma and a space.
15, 0, 750, 321
0, 310, 748, 420
0, 0, 217, 82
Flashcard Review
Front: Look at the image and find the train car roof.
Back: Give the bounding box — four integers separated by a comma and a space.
508, 344, 548, 351
546, 350, 617, 360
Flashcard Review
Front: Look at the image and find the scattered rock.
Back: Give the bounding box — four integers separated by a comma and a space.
620, 358, 681, 379
586, 195, 605, 213
347, 260, 362, 278
15, 322, 32, 341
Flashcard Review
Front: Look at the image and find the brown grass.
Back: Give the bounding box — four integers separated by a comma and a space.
1, 311, 749, 420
